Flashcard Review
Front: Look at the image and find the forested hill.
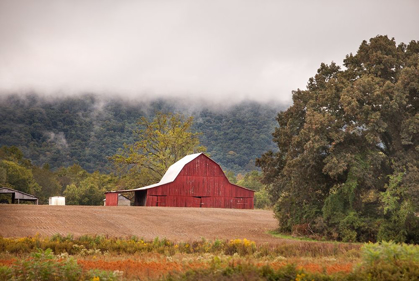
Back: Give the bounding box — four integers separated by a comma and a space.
0, 94, 282, 174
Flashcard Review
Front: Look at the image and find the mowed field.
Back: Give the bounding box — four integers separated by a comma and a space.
0, 205, 280, 243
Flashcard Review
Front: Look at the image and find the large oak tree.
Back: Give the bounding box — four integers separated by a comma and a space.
257, 36, 419, 243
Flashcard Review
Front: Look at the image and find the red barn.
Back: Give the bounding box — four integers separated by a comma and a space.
105, 153, 254, 209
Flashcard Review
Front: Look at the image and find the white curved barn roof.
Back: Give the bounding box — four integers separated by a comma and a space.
159, 153, 202, 183
134, 153, 203, 191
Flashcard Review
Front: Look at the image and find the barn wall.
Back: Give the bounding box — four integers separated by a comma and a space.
145, 195, 254, 209
105, 193, 118, 206
145, 154, 254, 209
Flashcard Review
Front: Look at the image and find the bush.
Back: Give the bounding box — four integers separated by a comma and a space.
4, 248, 117, 281
163, 262, 339, 281
0, 266, 12, 281
224, 239, 256, 256
361, 241, 419, 265
345, 241, 419, 281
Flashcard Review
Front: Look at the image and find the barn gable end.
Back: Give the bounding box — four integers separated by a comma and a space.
105, 153, 254, 209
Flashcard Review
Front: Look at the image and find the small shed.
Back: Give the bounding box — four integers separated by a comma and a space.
117, 194, 131, 206
0, 187, 38, 204
49, 196, 66, 205
105, 153, 254, 209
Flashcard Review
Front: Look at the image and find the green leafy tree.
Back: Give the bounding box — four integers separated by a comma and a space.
0, 160, 39, 195
237, 170, 264, 191
32, 164, 61, 204
0, 146, 32, 168
225, 170, 237, 184
254, 188, 271, 209
236, 170, 273, 209
257, 36, 419, 242
63, 171, 116, 205
0, 146, 40, 196
111, 112, 206, 189
55, 164, 89, 193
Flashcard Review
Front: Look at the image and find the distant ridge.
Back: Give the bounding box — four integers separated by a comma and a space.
0, 94, 282, 174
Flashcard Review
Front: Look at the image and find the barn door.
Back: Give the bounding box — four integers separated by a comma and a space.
201, 197, 211, 208
150, 195, 166, 206
192, 196, 210, 207
192, 197, 201, 207
234, 197, 246, 209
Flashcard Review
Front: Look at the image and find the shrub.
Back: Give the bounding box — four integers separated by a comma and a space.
4, 248, 118, 281
0, 266, 12, 281
11, 248, 82, 281
361, 241, 419, 265
224, 239, 256, 256
163, 262, 338, 281
345, 241, 419, 281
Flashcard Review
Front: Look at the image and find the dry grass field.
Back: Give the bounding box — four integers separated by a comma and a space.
2, 205, 412, 280
0, 205, 280, 243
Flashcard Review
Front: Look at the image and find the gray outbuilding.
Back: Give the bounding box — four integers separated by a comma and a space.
0, 187, 38, 204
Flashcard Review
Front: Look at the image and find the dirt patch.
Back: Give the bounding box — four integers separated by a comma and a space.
0, 205, 280, 243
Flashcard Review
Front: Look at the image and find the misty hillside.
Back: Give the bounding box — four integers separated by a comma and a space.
0, 94, 282, 174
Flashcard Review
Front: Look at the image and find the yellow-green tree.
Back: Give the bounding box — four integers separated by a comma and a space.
111, 112, 206, 189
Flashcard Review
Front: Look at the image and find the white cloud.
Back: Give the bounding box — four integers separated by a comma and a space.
0, 0, 418, 106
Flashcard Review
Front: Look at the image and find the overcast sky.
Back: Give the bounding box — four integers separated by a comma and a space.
0, 0, 418, 106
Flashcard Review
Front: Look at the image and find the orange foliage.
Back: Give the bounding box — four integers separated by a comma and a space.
78, 259, 209, 279
326, 263, 353, 274
297, 263, 322, 273
297, 262, 353, 274
1, 256, 353, 279
0, 259, 15, 266
77, 258, 353, 279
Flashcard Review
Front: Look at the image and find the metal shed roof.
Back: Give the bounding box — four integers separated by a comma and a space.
118, 194, 131, 201
0, 187, 38, 204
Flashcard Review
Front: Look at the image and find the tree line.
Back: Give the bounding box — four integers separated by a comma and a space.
0, 146, 116, 205
0, 113, 271, 209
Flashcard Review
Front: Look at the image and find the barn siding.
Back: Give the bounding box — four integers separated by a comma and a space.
143, 155, 254, 209
105, 193, 118, 206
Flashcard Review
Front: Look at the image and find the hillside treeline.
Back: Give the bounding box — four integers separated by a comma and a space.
0, 146, 115, 205
0, 95, 279, 174
0, 145, 270, 208
257, 36, 419, 243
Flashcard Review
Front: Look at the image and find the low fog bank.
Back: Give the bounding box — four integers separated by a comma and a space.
0, 91, 288, 115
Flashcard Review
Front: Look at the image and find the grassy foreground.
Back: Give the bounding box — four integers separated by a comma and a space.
0, 235, 417, 280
